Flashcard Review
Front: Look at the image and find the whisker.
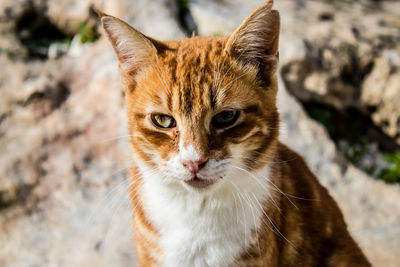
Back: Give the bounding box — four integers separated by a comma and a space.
104, 178, 147, 247
86, 164, 161, 228
229, 164, 269, 191
215, 47, 247, 91
230, 164, 299, 210
231, 154, 317, 201
231, 192, 240, 226
233, 154, 303, 170
213, 51, 229, 96
241, 190, 263, 255
102, 186, 130, 241
245, 163, 311, 204
85, 172, 133, 226
247, 151, 299, 164
249, 192, 299, 252
215, 53, 228, 88
101, 134, 138, 143
153, 60, 172, 97
214, 72, 248, 101
235, 191, 248, 248
229, 163, 282, 214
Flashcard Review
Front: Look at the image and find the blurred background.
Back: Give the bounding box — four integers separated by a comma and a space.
0, 0, 399, 266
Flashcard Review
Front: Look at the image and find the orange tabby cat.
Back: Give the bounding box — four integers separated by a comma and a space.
100, 1, 371, 266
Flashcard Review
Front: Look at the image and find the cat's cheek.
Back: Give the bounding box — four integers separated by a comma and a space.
134, 126, 178, 161
198, 159, 231, 181
227, 143, 248, 167
158, 144, 179, 163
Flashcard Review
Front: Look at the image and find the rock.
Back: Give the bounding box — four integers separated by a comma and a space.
361, 57, 391, 107
0, 0, 184, 266
373, 71, 400, 143
47, 42, 70, 59
276, 0, 400, 144
0, 42, 137, 266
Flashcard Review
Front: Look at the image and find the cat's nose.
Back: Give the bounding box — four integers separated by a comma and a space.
182, 158, 208, 174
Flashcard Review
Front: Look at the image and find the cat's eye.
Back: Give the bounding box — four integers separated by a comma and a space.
151, 114, 176, 129
211, 110, 240, 129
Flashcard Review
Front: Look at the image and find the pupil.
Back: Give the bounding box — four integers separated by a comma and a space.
212, 110, 239, 129
220, 111, 233, 121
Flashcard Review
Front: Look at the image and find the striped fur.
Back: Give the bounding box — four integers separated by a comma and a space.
101, 1, 371, 266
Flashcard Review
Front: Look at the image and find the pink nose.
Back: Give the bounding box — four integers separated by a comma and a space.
182, 159, 208, 174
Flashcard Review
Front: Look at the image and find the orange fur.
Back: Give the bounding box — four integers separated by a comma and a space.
101, 2, 371, 266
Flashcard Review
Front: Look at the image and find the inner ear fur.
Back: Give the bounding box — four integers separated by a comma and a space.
225, 2, 280, 87
99, 12, 169, 89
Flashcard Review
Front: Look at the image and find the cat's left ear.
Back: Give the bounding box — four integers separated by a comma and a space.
98, 11, 167, 87
225, 1, 280, 86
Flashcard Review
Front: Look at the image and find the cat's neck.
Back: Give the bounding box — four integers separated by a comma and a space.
134, 163, 275, 267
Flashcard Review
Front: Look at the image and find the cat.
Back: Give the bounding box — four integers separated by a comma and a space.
99, 1, 371, 266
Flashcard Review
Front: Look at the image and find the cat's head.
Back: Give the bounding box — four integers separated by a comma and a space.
101, 2, 280, 193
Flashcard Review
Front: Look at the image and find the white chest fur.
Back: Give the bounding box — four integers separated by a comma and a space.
140, 166, 271, 267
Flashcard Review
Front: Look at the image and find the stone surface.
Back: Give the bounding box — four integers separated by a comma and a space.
0, 0, 183, 266
275, 0, 400, 144
0, 41, 137, 267
0, 0, 399, 266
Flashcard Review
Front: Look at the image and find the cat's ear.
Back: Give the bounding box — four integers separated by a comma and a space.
225, 1, 280, 86
99, 12, 165, 77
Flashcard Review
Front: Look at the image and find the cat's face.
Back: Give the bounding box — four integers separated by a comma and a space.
101, 3, 280, 192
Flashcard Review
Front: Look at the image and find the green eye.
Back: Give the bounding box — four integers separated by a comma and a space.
211, 110, 240, 129
151, 114, 176, 129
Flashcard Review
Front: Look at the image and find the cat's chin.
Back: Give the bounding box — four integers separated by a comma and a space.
183, 176, 217, 190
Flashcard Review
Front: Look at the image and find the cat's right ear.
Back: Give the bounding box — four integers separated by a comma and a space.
225, 1, 280, 87
99, 12, 161, 84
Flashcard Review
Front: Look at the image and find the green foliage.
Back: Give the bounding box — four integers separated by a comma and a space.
78, 23, 100, 44
19, 30, 72, 59
304, 103, 400, 184
307, 106, 334, 133
176, 0, 190, 12
53, 37, 72, 46
379, 152, 400, 183
344, 144, 362, 164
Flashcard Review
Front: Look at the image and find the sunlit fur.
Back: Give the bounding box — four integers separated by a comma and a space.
101, 1, 371, 266
125, 35, 280, 267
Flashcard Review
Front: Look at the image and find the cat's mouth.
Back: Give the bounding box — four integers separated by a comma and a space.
184, 176, 215, 189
